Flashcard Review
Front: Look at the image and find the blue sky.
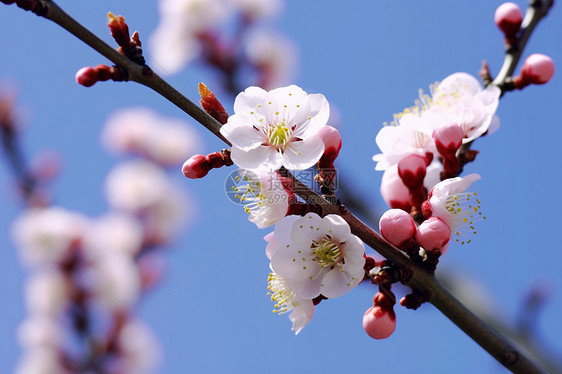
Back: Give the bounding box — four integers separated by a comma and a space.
1, 1, 561, 373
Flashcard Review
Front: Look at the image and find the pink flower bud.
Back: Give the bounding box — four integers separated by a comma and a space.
317, 126, 342, 163
182, 154, 210, 179
363, 306, 396, 340
75, 67, 98, 87
421, 199, 433, 220
520, 54, 555, 85
494, 2, 522, 39
379, 209, 416, 250
398, 154, 427, 189
415, 217, 451, 253
381, 166, 411, 212
433, 124, 463, 156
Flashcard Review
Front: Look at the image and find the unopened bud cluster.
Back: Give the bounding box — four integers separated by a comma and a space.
380, 174, 482, 260
494, 3, 555, 88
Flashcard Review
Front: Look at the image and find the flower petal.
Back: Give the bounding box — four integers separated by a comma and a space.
289, 299, 314, 335
289, 269, 324, 299
291, 213, 324, 246
320, 267, 357, 298
230, 145, 283, 171
220, 115, 264, 150
320, 214, 352, 242
233, 86, 268, 115
272, 215, 301, 246
294, 94, 330, 138
283, 136, 324, 171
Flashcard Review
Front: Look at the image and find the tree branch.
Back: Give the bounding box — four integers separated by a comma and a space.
1, 1, 551, 372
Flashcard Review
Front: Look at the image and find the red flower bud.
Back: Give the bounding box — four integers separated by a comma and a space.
75, 67, 98, 87
198, 83, 229, 125
182, 154, 211, 179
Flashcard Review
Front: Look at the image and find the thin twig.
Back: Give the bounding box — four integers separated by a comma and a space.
492, 0, 554, 92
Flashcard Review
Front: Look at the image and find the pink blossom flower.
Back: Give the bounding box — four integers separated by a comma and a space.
220, 85, 330, 171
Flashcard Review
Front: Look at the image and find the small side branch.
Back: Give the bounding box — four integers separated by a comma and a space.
492, 0, 554, 92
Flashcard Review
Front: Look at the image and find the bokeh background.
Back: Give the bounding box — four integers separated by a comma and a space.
1, 1, 562, 373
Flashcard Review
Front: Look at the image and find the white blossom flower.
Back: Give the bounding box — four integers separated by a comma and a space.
83, 213, 144, 258
149, 0, 231, 74
12, 207, 86, 267
102, 107, 202, 166
267, 270, 314, 335
232, 169, 291, 228
425, 173, 484, 245
233, 0, 282, 19
119, 319, 161, 374
24, 267, 67, 317
245, 31, 297, 90
265, 225, 314, 334
269, 213, 365, 299
91, 253, 141, 312
17, 316, 63, 349
105, 160, 191, 243
149, 23, 200, 74
373, 112, 434, 171
15, 347, 66, 374
141, 183, 190, 243
220, 85, 330, 171
159, 0, 230, 33
420, 72, 501, 142
105, 160, 170, 213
